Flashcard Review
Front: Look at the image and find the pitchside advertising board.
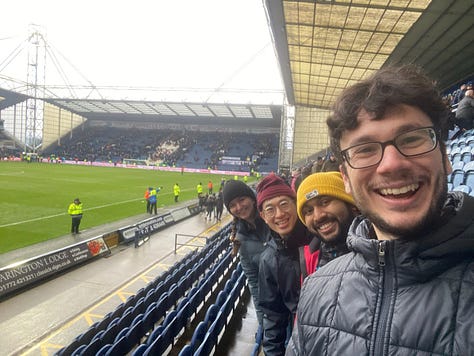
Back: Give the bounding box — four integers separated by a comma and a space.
0, 237, 110, 298
0, 202, 201, 298
119, 204, 201, 247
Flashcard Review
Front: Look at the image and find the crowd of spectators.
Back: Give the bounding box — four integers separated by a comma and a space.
42, 125, 279, 172
442, 81, 473, 108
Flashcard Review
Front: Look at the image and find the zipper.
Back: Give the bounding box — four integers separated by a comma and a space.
373, 240, 393, 356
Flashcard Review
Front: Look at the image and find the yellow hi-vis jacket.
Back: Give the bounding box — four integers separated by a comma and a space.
68, 203, 83, 216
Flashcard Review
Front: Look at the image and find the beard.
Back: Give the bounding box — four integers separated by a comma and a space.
317, 211, 356, 246
352, 171, 449, 241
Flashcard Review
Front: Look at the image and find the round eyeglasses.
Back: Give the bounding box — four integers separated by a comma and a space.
340, 127, 438, 169
262, 199, 293, 218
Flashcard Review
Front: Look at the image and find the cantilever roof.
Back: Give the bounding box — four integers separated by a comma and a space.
265, 0, 474, 109
42, 98, 282, 124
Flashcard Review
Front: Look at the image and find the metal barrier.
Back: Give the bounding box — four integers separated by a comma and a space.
174, 233, 207, 254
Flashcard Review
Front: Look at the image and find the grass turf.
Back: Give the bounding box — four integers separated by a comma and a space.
0, 161, 250, 254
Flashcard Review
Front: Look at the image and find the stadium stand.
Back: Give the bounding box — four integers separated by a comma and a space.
42, 125, 279, 173
446, 129, 474, 196
53, 224, 249, 356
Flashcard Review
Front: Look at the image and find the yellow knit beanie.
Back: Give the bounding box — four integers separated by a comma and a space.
296, 172, 355, 223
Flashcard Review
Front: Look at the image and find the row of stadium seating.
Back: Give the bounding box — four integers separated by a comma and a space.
56, 226, 237, 355
179, 268, 247, 356
447, 129, 474, 196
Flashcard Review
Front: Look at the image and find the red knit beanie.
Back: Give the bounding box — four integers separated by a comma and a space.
256, 173, 296, 211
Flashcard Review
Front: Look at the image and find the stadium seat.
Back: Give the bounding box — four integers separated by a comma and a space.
124, 319, 145, 352
80, 336, 103, 355
74, 322, 98, 349
100, 322, 119, 346
95, 344, 112, 356
105, 335, 129, 356
114, 326, 130, 343
215, 290, 228, 308
450, 148, 462, 164
465, 171, 474, 192
70, 344, 87, 356
204, 304, 220, 327
146, 325, 164, 346
179, 344, 193, 356
142, 303, 158, 334
118, 306, 135, 329
453, 184, 471, 194
451, 170, 465, 188
143, 288, 157, 307
168, 283, 180, 308
131, 297, 146, 318
131, 344, 148, 356
142, 334, 170, 356
460, 147, 472, 164
95, 312, 113, 333
189, 321, 207, 353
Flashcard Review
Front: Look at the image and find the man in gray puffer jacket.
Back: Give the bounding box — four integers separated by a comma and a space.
287, 65, 474, 356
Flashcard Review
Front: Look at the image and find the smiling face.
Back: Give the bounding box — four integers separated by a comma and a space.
302, 196, 356, 245
340, 104, 452, 241
228, 196, 256, 223
260, 196, 298, 237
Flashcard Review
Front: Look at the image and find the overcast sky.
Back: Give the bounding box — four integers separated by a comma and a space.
0, 0, 284, 104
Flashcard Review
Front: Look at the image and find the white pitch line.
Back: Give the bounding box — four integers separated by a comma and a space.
0, 188, 195, 228
0, 197, 144, 228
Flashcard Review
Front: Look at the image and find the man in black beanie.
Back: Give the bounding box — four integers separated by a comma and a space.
223, 180, 271, 356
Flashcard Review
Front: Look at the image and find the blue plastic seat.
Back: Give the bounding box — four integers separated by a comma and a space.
131, 344, 148, 356
80, 336, 103, 355
101, 323, 119, 346
190, 321, 207, 352
453, 184, 471, 194
451, 170, 465, 188
203, 304, 219, 327
124, 319, 144, 352
95, 344, 112, 356
179, 344, 193, 356
143, 329, 170, 356
70, 344, 87, 356
465, 171, 474, 191
146, 325, 164, 345
105, 335, 128, 356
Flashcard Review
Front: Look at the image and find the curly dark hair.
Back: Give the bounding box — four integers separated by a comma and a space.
327, 64, 451, 162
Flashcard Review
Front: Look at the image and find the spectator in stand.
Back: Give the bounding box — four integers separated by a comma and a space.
173, 183, 180, 203
310, 156, 324, 173
287, 65, 474, 355
455, 88, 474, 132
256, 174, 314, 356
68, 198, 83, 235
453, 83, 467, 105
223, 180, 271, 355
321, 152, 339, 172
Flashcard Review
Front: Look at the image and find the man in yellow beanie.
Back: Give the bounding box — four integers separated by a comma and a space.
297, 171, 359, 271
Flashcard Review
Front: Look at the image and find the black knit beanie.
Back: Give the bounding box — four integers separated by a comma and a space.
222, 180, 256, 211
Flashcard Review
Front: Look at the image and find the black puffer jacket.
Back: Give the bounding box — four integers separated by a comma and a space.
287, 192, 474, 356
259, 220, 311, 356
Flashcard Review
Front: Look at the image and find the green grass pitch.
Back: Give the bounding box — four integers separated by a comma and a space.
0, 161, 250, 254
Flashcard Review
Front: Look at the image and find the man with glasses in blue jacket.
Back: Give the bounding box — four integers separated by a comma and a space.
287, 65, 474, 356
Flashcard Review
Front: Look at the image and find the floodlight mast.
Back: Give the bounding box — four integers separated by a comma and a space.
25, 25, 46, 153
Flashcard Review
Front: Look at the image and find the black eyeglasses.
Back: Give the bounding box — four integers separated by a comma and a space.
340, 127, 438, 169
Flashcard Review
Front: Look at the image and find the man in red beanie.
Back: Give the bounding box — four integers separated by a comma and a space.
256, 173, 314, 356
